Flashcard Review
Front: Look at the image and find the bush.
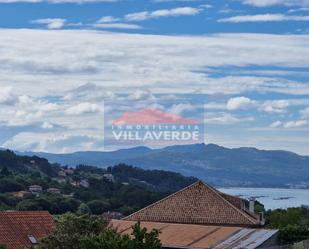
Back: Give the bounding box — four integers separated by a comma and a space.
34, 214, 162, 249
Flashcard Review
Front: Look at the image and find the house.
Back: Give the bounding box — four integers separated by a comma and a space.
0, 211, 54, 249
111, 181, 278, 249
103, 211, 124, 220
58, 170, 66, 178
80, 179, 89, 188
103, 173, 115, 182
11, 191, 32, 198
64, 169, 74, 175
28, 185, 43, 194
124, 181, 264, 227
47, 188, 61, 194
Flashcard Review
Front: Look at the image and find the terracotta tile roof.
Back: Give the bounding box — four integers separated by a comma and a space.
110, 220, 278, 249
124, 181, 260, 227
0, 211, 54, 249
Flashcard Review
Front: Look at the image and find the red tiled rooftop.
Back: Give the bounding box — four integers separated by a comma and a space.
0, 211, 54, 249
110, 219, 278, 249
124, 181, 260, 227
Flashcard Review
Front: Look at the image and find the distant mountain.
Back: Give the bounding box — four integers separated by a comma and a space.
19, 143, 309, 188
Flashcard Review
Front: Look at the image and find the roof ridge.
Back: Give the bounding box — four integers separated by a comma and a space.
124, 180, 258, 225
204, 182, 258, 225
123, 180, 203, 220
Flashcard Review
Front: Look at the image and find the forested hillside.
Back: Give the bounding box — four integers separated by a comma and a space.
0, 150, 196, 215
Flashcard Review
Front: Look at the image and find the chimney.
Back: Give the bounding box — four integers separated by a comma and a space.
249, 197, 255, 213
259, 212, 265, 225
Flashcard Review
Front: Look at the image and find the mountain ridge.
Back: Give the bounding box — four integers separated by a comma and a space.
17, 143, 309, 188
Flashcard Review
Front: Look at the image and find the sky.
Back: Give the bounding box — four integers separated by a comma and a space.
0, 0, 309, 154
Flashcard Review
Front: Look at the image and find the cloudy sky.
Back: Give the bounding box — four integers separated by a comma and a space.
1, 0, 309, 154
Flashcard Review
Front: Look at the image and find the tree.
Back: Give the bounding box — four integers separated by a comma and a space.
34, 214, 162, 249
131, 222, 162, 249
77, 203, 91, 215
266, 206, 309, 244
80, 222, 161, 249
35, 213, 107, 249
87, 200, 110, 215
0, 167, 11, 177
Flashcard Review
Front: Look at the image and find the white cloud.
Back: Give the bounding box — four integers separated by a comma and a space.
2, 131, 104, 153
204, 112, 254, 124
288, 7, 309, 12
218, 14, 309, 23
241, 0, 309, 7
204, 102, 226, 110
125, 7, 201, 21
93, 23, 142, 30
5, 30, 309, 152
169, 103, 194, 115
42, 121, 54, 129
284, 119, 308, 128
1, 30, 309, 97
226, 96, 256, 110
0, 87, 18, 105
300, 107, 309, 117
65, 102, 102, 115
259, 100, 291, 113
98, 16, 121, 23
92, 14, 143, 30
128, 90, 154, 101
32, 18, 67, 29
270, 120, 282, 127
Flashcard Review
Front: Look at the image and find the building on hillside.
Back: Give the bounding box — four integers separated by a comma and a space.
11, 191, 32, 198
28, 185, 43, 194
64, 169, 74, 175
58, 170, 66, 178
80, 179, 89, 188
103, 211, 124, 220
0, 211, 54, 249
47, 188, 61, 194
111, 181, 278, 249
103, 173, 115, 182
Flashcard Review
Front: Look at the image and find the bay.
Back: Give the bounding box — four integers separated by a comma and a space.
218, 187, 309, 210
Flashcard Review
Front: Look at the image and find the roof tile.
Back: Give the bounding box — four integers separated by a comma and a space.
0, 211, 54, 249
124, 181, 260, 227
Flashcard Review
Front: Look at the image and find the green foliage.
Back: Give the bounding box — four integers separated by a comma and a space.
0, 167, 11, 177
80, 221, 161, 249
0, 178, 24, 192
35, 213, 107, 249
80, 229, 133, 249
266, 206, 309, 244
77, 203, 91, 215
16, 195, 80, 214
87, 200, 110, 215
108, 164, 197, 192
279, 224, 309, 245
266, 206, 309, 228
0, 150, 193, 216
130, 222, 162, 249
0, 150, 60, 177
0, 244, 7, 249
35, 214, 161, 249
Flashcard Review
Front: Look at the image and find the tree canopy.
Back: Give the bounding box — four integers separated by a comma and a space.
34, 214, 162, 249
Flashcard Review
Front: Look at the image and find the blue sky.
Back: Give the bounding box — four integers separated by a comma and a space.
1, 0, 309, 34
0, 0, 309, 154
